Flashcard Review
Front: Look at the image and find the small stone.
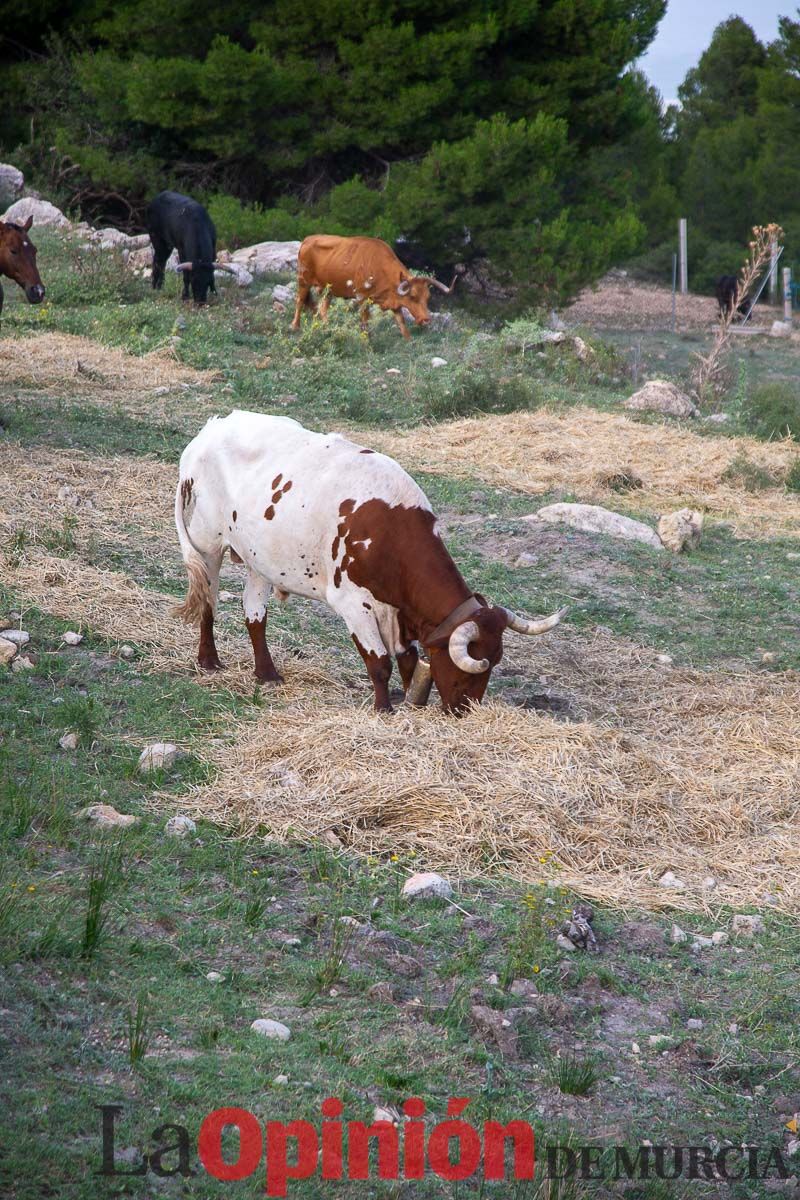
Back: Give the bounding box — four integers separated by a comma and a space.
486, 973, 499, 986
658, 508, 704, 554
430, 357, 448, 368
729, 1023, 739, 1035
761, 652, 776, 664
337, 915, 361, 928
624, 379, 698, 418
514, 552, 539, 568
2, 629, 30, 647
770, 320, 792, 338
11, 655, 34, 672
373, 1106, 399, 1125
251, 1018, 291, 1041
687, 1018, 704, 1031
509, 979, 539, 1002
632, 1042, 641, 1054
732, 914, 765, 937
649, 1034, 671, 1048
78, 803, 137, 829
59, 731, 80, 751
659, 871, 686, 890
165, 815, 196, 838
701, 876, 717, 891
556, 933, 577, 952
0, 637, 17, 665
787, 552, 800, 562
273, 1074, 289, 1085
706, 412, 730, 424
367, 982, 394, 1002
138, 743, 179, 773
386, 368, 402, 375
206, 971, 223, 982
692, 935, 715, 949
671, 924, 688, 944
657, 653, 673, 665
62, 631, 83, 646
401, 872, 453, 901
119, 644, 135, 659
711, 931, 728, 946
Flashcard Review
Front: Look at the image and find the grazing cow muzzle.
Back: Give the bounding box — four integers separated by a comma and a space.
26, 284, 45, 304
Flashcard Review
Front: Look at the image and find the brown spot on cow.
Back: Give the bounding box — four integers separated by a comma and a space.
264, 505, 275, 520
180, 478, 193, 507
232, 510, 237, 522
282, 480, 293, 493
272, 473, 283, 490
333, 566, 342, 588
331, 535, 340, 560
339, 498, 356, 517
272, 491, 282, 504
360, 449, 374, 454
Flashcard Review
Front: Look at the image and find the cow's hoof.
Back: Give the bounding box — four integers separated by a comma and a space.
255, 671, 284, 685
374, 703, 395, 715
198, 657, 224, 672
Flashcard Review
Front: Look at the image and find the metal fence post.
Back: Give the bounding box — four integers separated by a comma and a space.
679, 219, 688, 295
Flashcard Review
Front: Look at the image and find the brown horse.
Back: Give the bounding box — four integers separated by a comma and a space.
0, 216, 46, 320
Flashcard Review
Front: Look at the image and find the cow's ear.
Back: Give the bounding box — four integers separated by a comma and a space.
397, 279, 411, 296
23, 216, 33, 232
474, 592, 489, 608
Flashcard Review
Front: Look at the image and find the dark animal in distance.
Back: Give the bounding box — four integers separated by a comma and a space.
291, 234, 463, 340
175, 411, 567, 714
715, 274, 752, 320
146, 191, 235, 304
0, 216, 45, 320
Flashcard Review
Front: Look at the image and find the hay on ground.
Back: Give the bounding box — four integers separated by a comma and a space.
370, 408, 800, 537
8, 550, 796, 914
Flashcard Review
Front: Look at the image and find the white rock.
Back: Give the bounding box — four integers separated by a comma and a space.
62, 631, 83, 646
486, 973, 500, 986
2, 630, 30, 647
401, 872, 453, 901
165, 815, 196, 838
556, 934, 577, 952
218, 262, 253, 287
430, 357, 448, 368
385, 368, 402, 375
273, 1074, 289, 1085
711, 931, 728, 946
534, 503, 663, 549
631, 1042, 641, 1054
272, 283, 295, 304
251, 1018, 291, 1041
514, 552, 539, 568
671, 923, 688, 944
1, 197, 71, 228
119, 645, 135, 659
692, 935, 715, 949
657, 654, 673, 665
658, 508, 704, 553
659, 870, 686, 890
206, 971, 223, 982
137, 743, 179, 773
573, 336, 592, 361
623, 379, 699, 418
0, 163, 24, 204
11, 655, 33, 672
232, 241, 301, 276
649, 1034, 671, 1048
78, 803, 137, 828
701, 876, 717, 891
59, 731, 80, 751
0, 637, 17, 665
770, 320, 792, 338
218, 590, 235, 602
731, 914, 764, 937
687, 1018, 703, 1030
706, 412, 730, 424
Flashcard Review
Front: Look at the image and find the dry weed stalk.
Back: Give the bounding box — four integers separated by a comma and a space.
692, 223, 783, 403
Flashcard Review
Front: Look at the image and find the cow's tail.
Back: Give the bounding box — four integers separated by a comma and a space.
173, 481, 213, 626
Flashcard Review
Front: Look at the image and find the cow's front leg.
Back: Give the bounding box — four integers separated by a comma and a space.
150, 234, 171, 290
391, 309, 410, 340
318, 292, 331, 322
396, 645, 419, 694
198, 603, 223, 671
352, 636, 393, 713
181, 272, 192, 302
244, 570, 283, 683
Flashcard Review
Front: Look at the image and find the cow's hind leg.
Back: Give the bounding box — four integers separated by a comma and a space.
196, 549, 224, 671
244, 570, 283, 683
291, 280, 316, 330
150, 234, 172, 291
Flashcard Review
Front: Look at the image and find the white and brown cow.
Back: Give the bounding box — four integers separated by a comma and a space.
175, 411, 566, 713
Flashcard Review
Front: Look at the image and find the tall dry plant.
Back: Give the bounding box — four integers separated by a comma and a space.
692, 223, 784, 403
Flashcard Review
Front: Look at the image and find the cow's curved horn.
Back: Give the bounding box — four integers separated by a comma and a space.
174, 262, 194, 271
448, 621, 489, 674
501, 606, 569, 635
397, 279, 411, 296
212, 262, 237, 274
427, 268, 464, 295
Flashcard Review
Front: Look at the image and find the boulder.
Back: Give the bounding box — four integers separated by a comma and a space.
137, 743, 179, 773
623, 380, 699, 418
231, 241, 301, 276
2, 629, 30, 647
85, 228, 151, 252
0, 637, 18, 665
731, 914, 765, 937
272, 283, 295, 304
251, 1018, 291, 1041
401, 872, 453, 901
0, 164, 24, 207
1, 197, 71, 229
532, 503, 664, 550
165, 815, 197, 838
657, 508, 704, 553
62, 631, 83, 646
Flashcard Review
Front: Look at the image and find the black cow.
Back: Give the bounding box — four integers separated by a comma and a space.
715, 274, 752, 320
146, 191, 227, 304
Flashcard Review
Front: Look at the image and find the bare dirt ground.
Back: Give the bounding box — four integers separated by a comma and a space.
564, 274, 775, 334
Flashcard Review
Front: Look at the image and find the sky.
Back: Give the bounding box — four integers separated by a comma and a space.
637, 0, 791, 104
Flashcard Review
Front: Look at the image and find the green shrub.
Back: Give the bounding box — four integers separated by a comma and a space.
785, 459, 800, 493
740, 382, 800, 441
420, 366, 537, 420
721, 454, 779, 492
206, 194, 310, 249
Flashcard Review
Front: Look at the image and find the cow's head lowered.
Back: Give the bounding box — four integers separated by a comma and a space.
0, 217, 45, 304
394, 266, 464, 326
424, 604, 567, 715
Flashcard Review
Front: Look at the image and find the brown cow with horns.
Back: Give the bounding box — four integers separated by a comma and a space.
291, 234, 462, 339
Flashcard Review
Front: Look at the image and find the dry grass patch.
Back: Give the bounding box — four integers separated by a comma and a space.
6, 548, 799, 913
0, 331, 219, 413
564, 277, 769, 333
370, 408, 800, 537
